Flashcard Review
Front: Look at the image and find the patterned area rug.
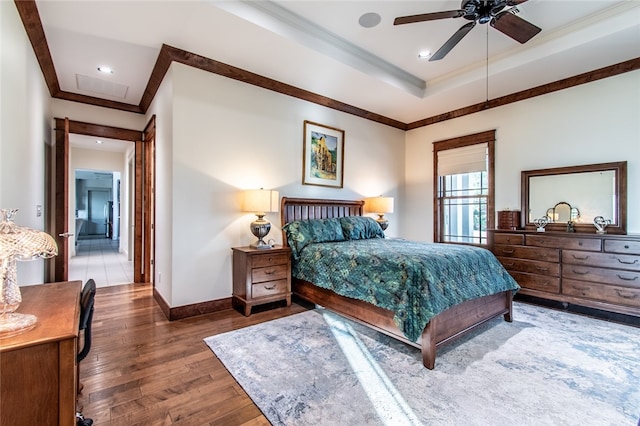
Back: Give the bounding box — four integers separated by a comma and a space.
204, 302, 640, 426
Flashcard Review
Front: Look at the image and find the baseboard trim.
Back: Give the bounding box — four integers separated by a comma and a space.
153, 288, 232, 321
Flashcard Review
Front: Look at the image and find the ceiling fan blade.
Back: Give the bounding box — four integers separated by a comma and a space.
491, 11, 541, 44
394, 10, 464, 26
429, 21, 476, 61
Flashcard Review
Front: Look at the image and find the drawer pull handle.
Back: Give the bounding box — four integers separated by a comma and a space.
615, 290, 637, 299
264, 285, 276, 290
571, 254, 589, 261
502, 262, 515, 267
501, 248, 514, 254
265, 270, 275, 275
616, 274, 638, 282
578, 242, 583, 246
624, 245, 630, 249
572, 285, 590, 291
572, 269, 589, 275
536, 267, 549, 273
617, 258, 638, 265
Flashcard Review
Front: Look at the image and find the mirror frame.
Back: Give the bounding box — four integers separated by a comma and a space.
521, 161, 627, 234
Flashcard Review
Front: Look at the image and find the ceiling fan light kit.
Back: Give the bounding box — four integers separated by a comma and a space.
394, 0, 541, 61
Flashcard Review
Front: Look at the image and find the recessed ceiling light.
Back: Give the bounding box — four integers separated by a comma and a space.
97, 66, 113, 74
418, 51, 431, 60
96, 140, 103, 144
359, 12, 381, 28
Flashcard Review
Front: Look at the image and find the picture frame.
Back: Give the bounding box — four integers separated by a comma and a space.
302, 120, 345, 188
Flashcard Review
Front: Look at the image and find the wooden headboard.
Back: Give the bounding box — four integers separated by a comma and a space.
280, 197, 364, 227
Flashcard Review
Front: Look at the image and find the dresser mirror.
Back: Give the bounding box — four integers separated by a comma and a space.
522, 161, 627, 234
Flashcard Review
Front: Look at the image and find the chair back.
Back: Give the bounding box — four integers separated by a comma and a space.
78, 279, 96, 362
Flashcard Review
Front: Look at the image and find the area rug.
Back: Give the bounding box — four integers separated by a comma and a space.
204, 302, 640, 425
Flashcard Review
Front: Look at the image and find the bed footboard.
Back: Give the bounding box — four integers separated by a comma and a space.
294, 279, 513, 369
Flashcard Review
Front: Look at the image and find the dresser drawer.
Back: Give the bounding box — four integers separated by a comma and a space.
604, 239, 640, 255
252, 253, 289, 268
510, 271, 560, 293
252, 279, 288, 298
562, 265, 640, 288
498, 257, 560, 277
494, 244, 559, 262
526, 235, 602, 251
252, 264, 288, 283
563, 250, 640, 272
563, 279, 640, 308
493, 233, 524, 245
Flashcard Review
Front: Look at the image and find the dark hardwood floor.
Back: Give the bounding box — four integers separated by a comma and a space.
78, 283, 308, 425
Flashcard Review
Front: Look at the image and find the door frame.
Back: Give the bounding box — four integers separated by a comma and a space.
52, 118, 155, 284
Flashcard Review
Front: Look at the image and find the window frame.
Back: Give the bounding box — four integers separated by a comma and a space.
433, 130, 495, 244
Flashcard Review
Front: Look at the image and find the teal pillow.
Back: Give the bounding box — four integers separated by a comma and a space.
282, 218, 345, 259
340, 216, 385, 240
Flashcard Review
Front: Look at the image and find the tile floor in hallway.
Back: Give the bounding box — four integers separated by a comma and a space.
69, 236, 133, 288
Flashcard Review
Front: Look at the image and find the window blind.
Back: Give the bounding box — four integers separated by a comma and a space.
437, 143, 488, 176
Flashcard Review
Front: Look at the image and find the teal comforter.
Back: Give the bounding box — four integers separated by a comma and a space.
292, 238, 520, 342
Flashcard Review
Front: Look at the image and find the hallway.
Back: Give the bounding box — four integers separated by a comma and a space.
69, 237, 133, 288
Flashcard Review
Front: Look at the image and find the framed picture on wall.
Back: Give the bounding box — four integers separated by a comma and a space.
302, 120, 344, 188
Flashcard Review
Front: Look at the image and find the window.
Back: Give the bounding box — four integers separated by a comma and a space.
433, 131, 495, 245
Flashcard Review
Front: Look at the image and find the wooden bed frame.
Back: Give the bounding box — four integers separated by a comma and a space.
280, 197, 513, 370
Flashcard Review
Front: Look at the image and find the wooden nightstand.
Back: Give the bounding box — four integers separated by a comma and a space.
232, 246, 292, 316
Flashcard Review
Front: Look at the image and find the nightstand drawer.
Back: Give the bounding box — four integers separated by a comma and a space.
252, 264, 288, 283
252, 279, 288, 298
252, 253, 289, 268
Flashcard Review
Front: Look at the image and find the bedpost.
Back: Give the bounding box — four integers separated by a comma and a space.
504, 291, 514, 322
421, 317, 437, 370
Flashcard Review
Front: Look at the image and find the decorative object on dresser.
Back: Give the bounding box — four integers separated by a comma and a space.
490, 230, 640, 317
242, 189, 279, 249
232, 246, 292, 316
593, 215, 611, 234
302, 120, 345, 188
366, 196, 394, 230
533, 216, 550, 232
497, 210, 520, 230
522, 161, 626, 234
0, 208, 58, 337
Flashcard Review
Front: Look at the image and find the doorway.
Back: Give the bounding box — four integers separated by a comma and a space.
69, 168, 133, 287
51, 117, 155, 285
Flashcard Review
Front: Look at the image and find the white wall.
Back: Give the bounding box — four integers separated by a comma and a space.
156, 63, 405, 307
404, 70, 640, 241
146, 65, 174, 303
0, 2, 53, 285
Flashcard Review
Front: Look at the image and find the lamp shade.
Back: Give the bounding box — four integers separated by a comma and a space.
242, 189, 279, 214
367, 196, 394, 214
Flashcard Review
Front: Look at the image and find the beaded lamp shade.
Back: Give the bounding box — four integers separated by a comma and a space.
0, 209, 58, 337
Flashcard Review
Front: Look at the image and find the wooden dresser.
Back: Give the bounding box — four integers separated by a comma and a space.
489, 230, 640, 317
0, 281, 81, 426
232, 246, 292, 316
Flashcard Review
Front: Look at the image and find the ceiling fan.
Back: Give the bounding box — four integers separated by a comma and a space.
394, 0, 541, 61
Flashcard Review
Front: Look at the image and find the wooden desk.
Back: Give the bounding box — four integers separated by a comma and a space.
0, 281, 81, 426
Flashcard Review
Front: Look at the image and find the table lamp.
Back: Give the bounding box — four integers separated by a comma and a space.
243, 189, 279, 249
0, 209, 58, 337
367, 196, 394, 230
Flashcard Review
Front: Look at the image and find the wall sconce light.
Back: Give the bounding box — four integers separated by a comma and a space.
0, 209, 58, 337
366, 196, 394, 230
243, 189, 279, 249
